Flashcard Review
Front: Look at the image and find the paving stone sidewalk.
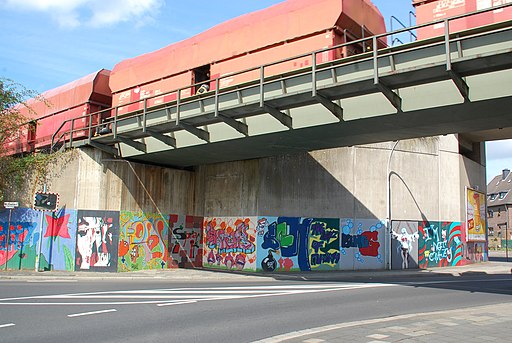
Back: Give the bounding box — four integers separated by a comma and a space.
255, 302, 512, 343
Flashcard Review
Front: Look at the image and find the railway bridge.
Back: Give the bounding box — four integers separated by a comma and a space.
53, 6, 512, 169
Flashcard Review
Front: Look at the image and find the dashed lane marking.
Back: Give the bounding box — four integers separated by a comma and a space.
67, 309, 117, 318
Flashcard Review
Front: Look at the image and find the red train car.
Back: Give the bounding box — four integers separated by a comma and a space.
109, 0, 386, 114
413, 0, 512, 40
5, 69, 112, 155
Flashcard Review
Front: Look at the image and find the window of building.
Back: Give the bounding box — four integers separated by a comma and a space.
499, 191, 508, 200
489, 193, 498, 201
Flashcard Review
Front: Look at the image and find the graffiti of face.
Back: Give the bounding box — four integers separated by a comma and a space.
77, 217, 97, 269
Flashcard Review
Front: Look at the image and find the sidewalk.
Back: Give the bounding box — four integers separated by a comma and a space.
0, 260, 510, 282
254, 302, 512, 343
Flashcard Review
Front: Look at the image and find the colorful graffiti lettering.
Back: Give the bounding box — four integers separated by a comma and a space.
309, 220, 340, 269
203, 217, 257, 271
418, 221, 463, 268
75, 210, 119, 272
168, 215, 203, 268
257, 217, 340, 272
339, 219, 384, 270
118, 211, 168, 272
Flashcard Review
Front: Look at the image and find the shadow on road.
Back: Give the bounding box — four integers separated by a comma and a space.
489, 255, 511, 263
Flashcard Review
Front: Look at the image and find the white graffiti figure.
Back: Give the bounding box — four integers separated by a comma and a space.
77, 217, 112, 269
392, 227, 419, 269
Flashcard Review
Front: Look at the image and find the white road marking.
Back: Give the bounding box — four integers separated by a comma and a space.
67, 309, 117, 318
0, 283, 395, 306
26, 280, 78, 283
0, 323, 15, 329
0, 277, 506, 307
157, 300, 198, 307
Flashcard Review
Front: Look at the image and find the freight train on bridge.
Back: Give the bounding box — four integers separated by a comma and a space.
4, 0, 512, 156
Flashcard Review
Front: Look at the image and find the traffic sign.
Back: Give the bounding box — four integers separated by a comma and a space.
3, 201, 19, 209
33, 192, 59, 211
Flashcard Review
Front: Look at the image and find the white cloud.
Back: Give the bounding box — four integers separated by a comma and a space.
1, 0, 163, 28
486, 139, 512, 161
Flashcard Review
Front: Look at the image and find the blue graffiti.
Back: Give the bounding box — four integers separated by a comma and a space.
262, 217, 313, 271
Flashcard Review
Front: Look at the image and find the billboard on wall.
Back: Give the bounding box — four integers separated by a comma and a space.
466, 187, 486, 242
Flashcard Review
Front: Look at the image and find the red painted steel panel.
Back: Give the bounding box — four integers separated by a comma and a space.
414, 0, 512, 40
18, 69, 111, 120
110, 0, 385, 101
34, 105, 90, 149
5, 69, 112, 154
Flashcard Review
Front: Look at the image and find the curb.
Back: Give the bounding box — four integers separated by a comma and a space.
0, 262, 510, 282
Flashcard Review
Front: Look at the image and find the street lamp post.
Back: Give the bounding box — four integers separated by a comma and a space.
386, 140, 400, 270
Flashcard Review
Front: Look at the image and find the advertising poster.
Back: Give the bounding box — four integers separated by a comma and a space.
466, 187, 486, 242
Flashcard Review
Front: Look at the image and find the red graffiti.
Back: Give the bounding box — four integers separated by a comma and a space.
359, 231, 380, 256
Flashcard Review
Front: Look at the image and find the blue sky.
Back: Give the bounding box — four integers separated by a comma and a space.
0, 0, 509, 182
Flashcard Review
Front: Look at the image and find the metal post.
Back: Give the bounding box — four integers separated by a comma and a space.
386, 140, 400, 270
143, 98, 147, 133
444, 19, 451, 71
312, 52, 317, 97
113, 107, 119, 139
506, 206, 509, 262
259, 66, 265, 108
70, 119, 75, 147
34, 184, 47, 272
4, 208, 12, 270
506, 223, 509, 262
176, 89, 181, 125
214, 78, 220, 117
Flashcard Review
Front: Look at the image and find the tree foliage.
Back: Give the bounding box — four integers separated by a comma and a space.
0, 77, 60, 203
0, 77, 43, 152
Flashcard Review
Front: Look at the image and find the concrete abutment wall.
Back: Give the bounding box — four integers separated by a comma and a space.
0, 134, 487, 272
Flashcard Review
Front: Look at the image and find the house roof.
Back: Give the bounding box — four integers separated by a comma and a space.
487, 170, 512, 206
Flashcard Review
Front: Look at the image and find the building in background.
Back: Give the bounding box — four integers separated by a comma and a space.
487, 169, 512, 249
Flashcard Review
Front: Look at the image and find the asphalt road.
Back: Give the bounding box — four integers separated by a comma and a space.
0, 273, 510, 343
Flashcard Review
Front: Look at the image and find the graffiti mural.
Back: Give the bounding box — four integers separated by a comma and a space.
464, 242, 488, 263
0, 208, 41, 270
256, 217, 340, 272
418, 221, 464, 268
339, 219, 385, 270
168, 215, 203, 268
118, 211, 168, 272
40, 208, 78, 271
391, 221, 419, 270
75, 210, 119, 272
203, 217, 257, 271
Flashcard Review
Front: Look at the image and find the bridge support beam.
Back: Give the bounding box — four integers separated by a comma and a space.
315, 93, 344, 121
218, 114, 249, 136
118, 137, 146, 153
375, 82, 402, 112
263, 104, 292, 129
180, 123, 210, 142
147, 130, 177, 148
89, 141, 119, 156
448, 70, 470, 102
